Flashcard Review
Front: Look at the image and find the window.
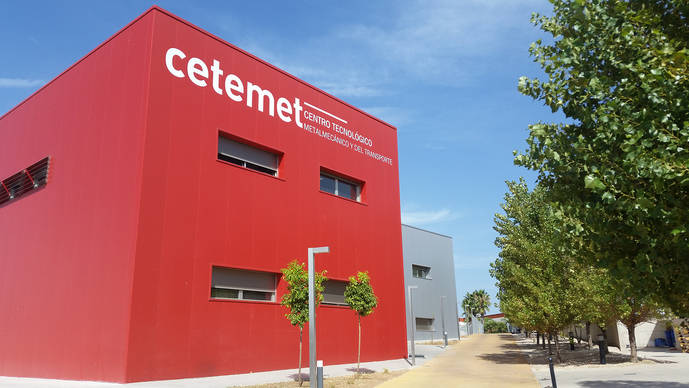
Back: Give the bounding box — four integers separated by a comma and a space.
415, 317, 435, 331
319, 170, 361, 201
322, 280, 348, 305
210, 266, 277, 302
0, 157, 50, 206
412, 264, 431, 279
218, 134, 280, 176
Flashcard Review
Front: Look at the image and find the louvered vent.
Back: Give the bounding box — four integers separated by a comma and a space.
0, 157, 50, 206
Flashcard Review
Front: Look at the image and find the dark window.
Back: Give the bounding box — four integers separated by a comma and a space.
218, 135, 279, 176
210, 266, 277, 302
415, 317, 435, 331
323, 280, 348, 305
319, 175, 336, 195
412, 264, 431, 279
319, 170, 362, 202
0, 157, 50, 206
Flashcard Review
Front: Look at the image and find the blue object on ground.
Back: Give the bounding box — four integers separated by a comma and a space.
655, 338, 668, 347
666, 329, 676, 347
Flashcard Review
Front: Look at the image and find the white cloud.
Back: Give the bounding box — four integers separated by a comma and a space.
401, 208, 457, 225
335, 0, 550, 85
0, 78, 43, 88
361, 106, 413, 126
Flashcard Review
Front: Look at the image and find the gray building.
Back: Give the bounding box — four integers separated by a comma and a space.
402, 224, 460, 342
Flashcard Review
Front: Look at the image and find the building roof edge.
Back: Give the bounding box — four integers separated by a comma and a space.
401, 223, 453, 239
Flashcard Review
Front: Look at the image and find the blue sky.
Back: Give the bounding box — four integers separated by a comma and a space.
1, 1, 557, 315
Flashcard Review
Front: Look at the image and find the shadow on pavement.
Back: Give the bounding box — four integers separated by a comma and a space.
578, 381, 689, 388
346, 367, 375, 374
477, 350, 530, 364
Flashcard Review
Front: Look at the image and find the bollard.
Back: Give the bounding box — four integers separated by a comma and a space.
548, 357, 558, 388
316, 360, 323, 388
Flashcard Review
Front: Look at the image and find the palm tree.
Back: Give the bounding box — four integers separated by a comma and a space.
473, 289, 491, 319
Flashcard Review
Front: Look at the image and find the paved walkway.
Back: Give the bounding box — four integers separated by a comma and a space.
378, 334, 539, 388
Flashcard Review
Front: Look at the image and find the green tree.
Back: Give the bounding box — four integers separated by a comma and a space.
280, 260, 327, 386
344, 271, 378, 373
484, 319, 509, 333
491, 180, 593, 362
461, 290, 491, 322
516, 0, 689, 315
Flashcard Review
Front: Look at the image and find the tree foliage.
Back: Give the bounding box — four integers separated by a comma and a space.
484, 319, 509, 334
516, 0, 689, 314
461, 289, 492, 321
280, 260, 327, 385
344, 271, 378, 373
491, 180, 595, 362
344, 272, 378, 318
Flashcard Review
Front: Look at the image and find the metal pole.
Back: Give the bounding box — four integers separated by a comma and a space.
440, 296, 447, 347
548, 357, 558, 388
408, 286, 418, 366
308, 246, 329, 388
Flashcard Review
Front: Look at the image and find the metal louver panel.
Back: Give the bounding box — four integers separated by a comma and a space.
0, 157, 50, 206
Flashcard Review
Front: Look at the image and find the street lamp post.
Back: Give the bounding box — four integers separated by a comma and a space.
408, 285, 418, 366
308, 246, 329, 388
440, 296, 448, 347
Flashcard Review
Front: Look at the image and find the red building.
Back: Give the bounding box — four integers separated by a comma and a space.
0, 7, 406, 383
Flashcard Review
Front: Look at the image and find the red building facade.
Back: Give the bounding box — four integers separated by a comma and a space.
0, 7, 406, 383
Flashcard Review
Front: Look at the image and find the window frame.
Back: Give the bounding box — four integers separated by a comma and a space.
415, 317, 435, 332
209, 266, 278, 303
319, 169, 363, 202
412, 264, 432, 280
322, 279, 349, 306
217, 132, 282, 178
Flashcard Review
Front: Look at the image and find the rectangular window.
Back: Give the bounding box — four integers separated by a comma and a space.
319, 170, 362, 201
218, 134, 279, 176
1, 157, 50, 206
412, 264, 431, 279
415, 317, 435, 331
210, 266, 277, 302
323, 279, 348, 305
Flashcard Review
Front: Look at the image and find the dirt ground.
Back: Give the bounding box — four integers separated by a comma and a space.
229, 370, 406, 388
516, 336, 669, 367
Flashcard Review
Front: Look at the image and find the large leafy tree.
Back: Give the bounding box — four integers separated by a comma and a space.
344, 271, 378, 373
280, 260, 327, 386
491, 180, 594, 362
516, 0, 689, 314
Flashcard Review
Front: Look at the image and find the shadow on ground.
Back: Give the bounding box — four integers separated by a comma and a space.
478, 350, 530, 365
288, 373, 310, 381
516, 339, 674, 366
345, 367, 375, 374
578, 381, 689, 388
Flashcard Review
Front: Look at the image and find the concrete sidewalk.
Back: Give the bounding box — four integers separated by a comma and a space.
0, 343, 452, 388
529, 346, 689, 387
378, 334, 540, 387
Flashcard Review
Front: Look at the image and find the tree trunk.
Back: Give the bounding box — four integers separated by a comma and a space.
586, 322, 592, 350
602, 328, 609, 354
357, 314, 362, 373
298, 327, 303, 386
554, 333, 562, 363
547, 333, 552, 355
542, 332, 546, 350
628, 323, 638, 362
536, 332, 540, 345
